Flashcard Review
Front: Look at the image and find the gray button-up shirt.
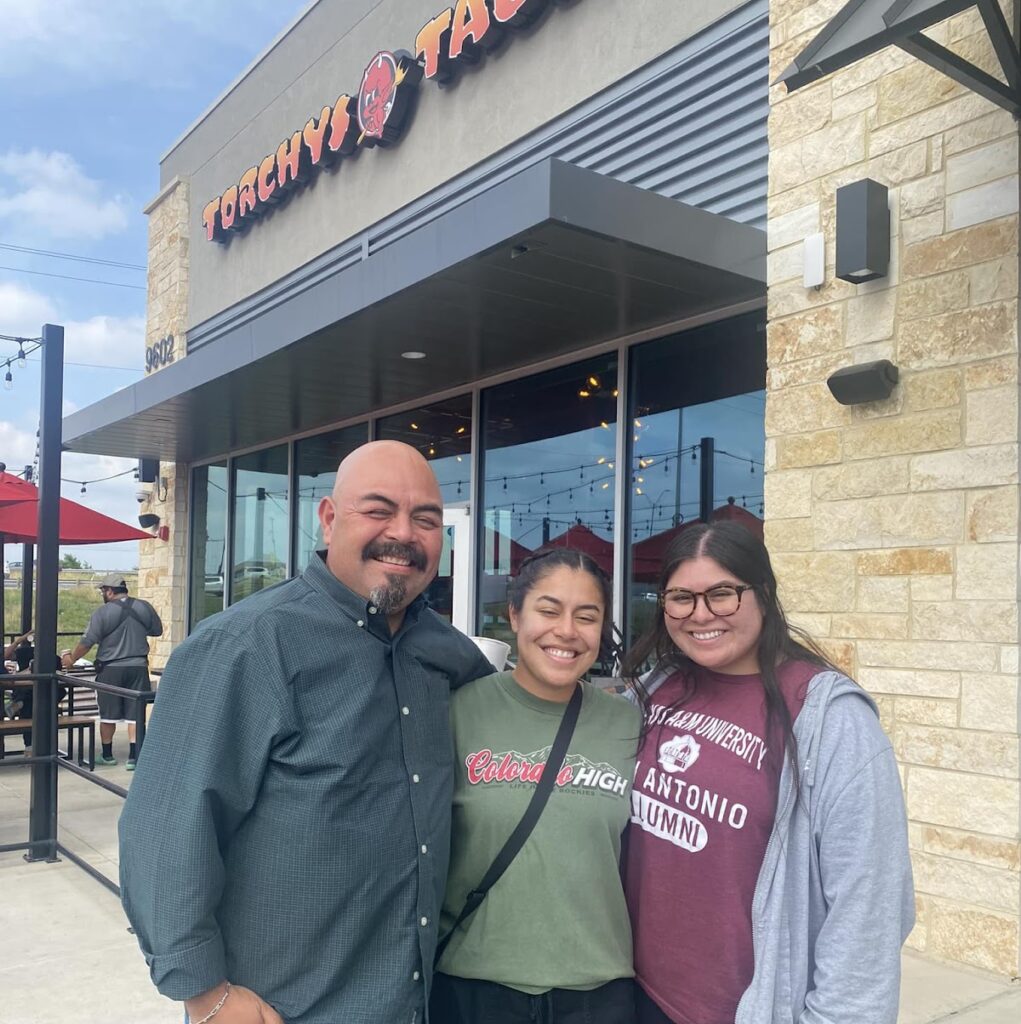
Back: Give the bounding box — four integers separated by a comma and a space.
119, 553, 492, 1024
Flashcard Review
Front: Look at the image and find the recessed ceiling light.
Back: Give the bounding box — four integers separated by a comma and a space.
401, 350, 426, 360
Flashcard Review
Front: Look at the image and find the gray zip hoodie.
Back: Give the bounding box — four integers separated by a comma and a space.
640, 667, 914, 1024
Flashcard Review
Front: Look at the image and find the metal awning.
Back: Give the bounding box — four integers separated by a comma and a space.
63, 159, 765, 464
777, 0, 1019, 114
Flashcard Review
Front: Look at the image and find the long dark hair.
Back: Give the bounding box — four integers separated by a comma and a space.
508, 548, 616, 666
622, 522, 834, 784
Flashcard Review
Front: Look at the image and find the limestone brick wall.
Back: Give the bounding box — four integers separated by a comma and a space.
137, 178, 192, 663
768, 1, 1020, 977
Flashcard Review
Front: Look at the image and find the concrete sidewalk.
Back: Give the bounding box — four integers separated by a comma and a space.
1, 743, 1018, 1024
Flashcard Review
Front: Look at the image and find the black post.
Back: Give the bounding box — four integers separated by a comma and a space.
20, 466, 33, 635
698, 436, 715, 524
27, 324, 63, 863
20, 546, 34, 634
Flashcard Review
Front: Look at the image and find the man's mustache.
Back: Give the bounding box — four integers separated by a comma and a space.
362, 540, 427, 572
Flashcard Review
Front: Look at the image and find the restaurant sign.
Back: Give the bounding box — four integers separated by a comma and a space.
202, 0, 574, 243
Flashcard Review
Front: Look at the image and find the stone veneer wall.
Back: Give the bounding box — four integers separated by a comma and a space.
137, 179, 191, 667
768, 0, 1020, 977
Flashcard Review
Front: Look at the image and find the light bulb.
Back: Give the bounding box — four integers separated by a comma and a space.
3, 366, 12, 390
17, 346, 26, 368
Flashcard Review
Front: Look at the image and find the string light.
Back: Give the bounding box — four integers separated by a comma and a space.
17, 344, 26, 368
3, 361, 11, 390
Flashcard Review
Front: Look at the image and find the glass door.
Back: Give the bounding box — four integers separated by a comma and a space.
425, 505, 471, 635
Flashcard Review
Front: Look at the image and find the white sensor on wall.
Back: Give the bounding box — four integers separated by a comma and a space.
803, 233, 825, 289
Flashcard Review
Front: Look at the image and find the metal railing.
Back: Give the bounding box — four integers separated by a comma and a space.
0, 668, 156, 895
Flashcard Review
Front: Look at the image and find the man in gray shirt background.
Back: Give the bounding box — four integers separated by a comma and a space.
62, 573, 163, 769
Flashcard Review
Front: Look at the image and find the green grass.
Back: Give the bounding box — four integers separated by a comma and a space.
3, 583, 103, 644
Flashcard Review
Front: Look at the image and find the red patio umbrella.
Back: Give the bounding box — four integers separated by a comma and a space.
484, 527, 532, 575
0, 469, 38, 507
0, 495, 153, 545
0, 490, 153, 640
545, 523, 614, 576
631, 501, 763, 583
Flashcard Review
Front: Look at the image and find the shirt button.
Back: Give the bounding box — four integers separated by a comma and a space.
413, 971, 421, 982
356, 620, 365, 628
402, 706, 410, 716
412, 774, 420, 783
420, 916, 429, 927
421, 844, 428, 854
369, 605, 377, 614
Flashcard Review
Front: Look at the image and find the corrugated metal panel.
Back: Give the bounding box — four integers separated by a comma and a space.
189, 1, 766, 352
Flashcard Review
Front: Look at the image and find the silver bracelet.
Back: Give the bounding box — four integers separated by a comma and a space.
192, 983, 231, 1024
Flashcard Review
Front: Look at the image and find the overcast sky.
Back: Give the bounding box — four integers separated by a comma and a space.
0, 0, 311, 569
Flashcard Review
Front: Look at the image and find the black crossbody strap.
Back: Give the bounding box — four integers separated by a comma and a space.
435, 682, 583, 965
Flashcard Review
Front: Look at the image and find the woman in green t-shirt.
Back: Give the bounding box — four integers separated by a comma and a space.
431, 548, 640, 1024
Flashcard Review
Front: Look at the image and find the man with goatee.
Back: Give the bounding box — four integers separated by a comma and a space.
120, 441, 493, 1024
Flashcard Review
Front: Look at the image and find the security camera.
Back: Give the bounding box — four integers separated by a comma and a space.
136, 489, 148, 504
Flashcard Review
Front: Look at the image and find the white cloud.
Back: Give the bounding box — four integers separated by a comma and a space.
0, 419, 37, 470
0, 1, 310, 84
0, 149, 130, 241
0, 280, 57, 336
64, 314, 146, 370
0, 281, 144, 372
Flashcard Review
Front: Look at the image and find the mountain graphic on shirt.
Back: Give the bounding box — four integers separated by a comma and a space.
508, 748, 620, 776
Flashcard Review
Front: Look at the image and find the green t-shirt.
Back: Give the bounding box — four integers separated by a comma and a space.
438, 671, 641, 994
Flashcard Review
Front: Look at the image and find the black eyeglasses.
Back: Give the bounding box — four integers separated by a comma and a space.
658, 584, 755, 620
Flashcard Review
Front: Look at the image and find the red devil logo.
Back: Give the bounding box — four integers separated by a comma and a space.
358, 51, 402, 143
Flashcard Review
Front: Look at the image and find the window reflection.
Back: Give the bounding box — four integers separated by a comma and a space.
627, 312, 766, 645
376, 395, 472, 624
480, 353, 618, 660
294, 424, 368, 573
189, 462, 227, 628
230, 445, 289, 605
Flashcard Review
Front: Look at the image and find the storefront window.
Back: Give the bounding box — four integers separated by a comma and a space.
376, 395, 472, 625
189, 462, 228, 629
627, 311, 766, 645
294, 424, 368, 574
230, 445, 289, 605
479, 353, 618, 661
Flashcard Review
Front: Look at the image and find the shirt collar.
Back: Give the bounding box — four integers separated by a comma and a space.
303, 551, 426, 632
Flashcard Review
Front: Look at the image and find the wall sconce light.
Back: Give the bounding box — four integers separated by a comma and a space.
138, 513, 160, 531
827, 360, 899, 405
835, 178, 889, 283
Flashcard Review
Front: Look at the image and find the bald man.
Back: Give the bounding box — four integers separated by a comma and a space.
119, 442, 493, 1024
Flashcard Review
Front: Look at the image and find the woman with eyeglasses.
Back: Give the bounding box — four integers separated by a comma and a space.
622, 522, 913, 1024
431, 548, 640, 1024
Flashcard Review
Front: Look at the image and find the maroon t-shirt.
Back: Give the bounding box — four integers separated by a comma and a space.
625, 660, 816, 1024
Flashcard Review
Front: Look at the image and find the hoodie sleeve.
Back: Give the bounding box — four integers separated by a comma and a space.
800, 734, 915, 1024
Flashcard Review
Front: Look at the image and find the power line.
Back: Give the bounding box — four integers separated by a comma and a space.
0, 242, 145, 271
0, 265, 145, 290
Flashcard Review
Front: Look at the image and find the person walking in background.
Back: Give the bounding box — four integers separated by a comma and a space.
622, 522, 913, 1024
119, 441, 493, 1024
432, 548, 640, 1024
62, 573, 162, 769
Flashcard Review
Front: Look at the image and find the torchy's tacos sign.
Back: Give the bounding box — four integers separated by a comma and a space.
202, 0, 574, 244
